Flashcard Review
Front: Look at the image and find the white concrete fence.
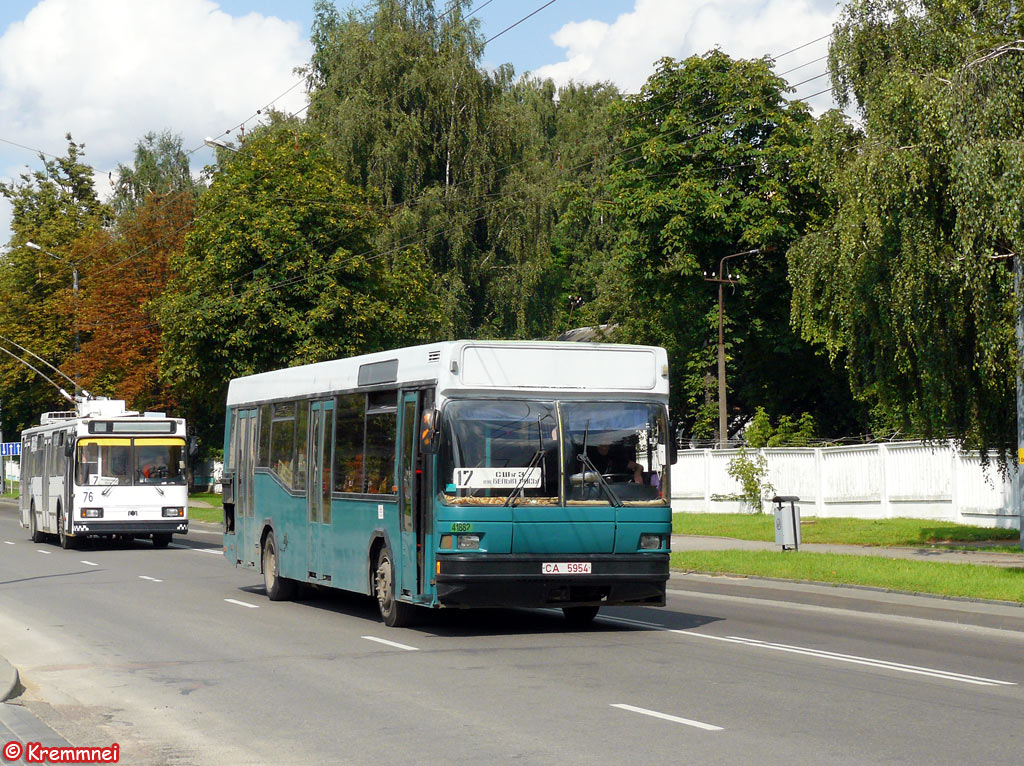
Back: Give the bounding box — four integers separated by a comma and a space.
670, 441, 1020, 530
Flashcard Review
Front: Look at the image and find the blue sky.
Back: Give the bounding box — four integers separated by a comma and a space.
0, 1, 841, 246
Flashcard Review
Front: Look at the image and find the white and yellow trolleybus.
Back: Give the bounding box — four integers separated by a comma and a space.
20, 398, 189, 548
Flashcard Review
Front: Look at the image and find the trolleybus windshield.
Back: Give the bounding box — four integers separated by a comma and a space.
76, 437, 186, 487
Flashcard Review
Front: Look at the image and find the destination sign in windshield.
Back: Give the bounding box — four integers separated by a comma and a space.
453, 467, 542, 489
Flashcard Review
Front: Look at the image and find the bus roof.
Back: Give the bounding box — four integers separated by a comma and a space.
226, 340, 669, 407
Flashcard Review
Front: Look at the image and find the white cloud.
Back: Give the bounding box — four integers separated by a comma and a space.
0, 0, 311, 238
531, 0, 841, 111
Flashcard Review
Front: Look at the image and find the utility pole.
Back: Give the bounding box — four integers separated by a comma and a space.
1016, 255, 1023, 549
704, 249, 759, 448
26, 241, 80, 353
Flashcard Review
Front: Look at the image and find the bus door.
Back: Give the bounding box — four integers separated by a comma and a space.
307, 399, 334, 581
41, 435, 52, 529
398, 390, 430, 599
235, 408, 258, 565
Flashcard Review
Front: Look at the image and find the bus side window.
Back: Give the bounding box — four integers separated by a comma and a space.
334, 393, 364, 494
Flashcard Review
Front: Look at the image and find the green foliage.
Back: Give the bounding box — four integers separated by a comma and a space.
576, 51, 862, 440
725, 446, 774, 510
788, 0, 1023, 461
110, 131, 201, 216
0, 135, 107, 436
156, 118, 444, 450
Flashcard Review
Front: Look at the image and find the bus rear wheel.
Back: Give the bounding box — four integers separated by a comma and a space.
262, 532, 295, 601
29, 502, 44, 543
374, 547, 414, 628
562, 606, 600, 626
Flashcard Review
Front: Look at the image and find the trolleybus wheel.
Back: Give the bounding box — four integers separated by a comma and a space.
374, 547, 414, 628
29, 502, 44, 543
152, 533, 172, 549
57, 506, 73, 550
262, 532, 295, 601
562, 606, 600, 626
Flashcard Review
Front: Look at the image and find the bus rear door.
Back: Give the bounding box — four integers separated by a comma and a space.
234, 408, 258, 566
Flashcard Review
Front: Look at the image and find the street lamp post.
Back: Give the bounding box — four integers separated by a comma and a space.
26, 241, 80, 352
704, 248, 760, 448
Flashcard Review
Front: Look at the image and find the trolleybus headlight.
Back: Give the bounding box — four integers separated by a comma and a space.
639, 534, 663, 550
456, 534, 481, 550
80, 508, 103, 519
162, 507, 185, 517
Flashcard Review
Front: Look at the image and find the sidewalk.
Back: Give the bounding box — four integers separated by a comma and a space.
671, 534, 1024, 568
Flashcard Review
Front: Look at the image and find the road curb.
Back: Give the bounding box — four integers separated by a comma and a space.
670, 568, 1024, 610
0, 656, 19, 702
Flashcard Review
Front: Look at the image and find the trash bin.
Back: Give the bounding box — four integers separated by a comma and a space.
772, 495, 801, 551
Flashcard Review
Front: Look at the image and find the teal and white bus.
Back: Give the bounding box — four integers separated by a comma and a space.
222, 340, 674, 626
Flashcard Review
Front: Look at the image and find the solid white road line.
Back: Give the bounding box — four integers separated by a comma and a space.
597, 615, 665, 629
139, 575, 163, 582
80, 560, 98, 567
675, 631, 1016, 686
362, 636, 420, 651
611, 704, 723, 731
169, 543, 223, 555
224, 598, 259, 609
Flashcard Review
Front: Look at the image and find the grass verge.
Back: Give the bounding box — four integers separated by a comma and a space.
188, 492, 223, 524
672, 513, 1019, 547
671, 550, 1024, 603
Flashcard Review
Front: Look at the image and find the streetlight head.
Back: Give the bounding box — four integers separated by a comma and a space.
25, 241, 41, 251
205, 136, 236, 152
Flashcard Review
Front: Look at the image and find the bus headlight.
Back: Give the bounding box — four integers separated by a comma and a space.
639, 534, 663, 550
162, 507, 185, 518
457, 534, 481, 550
80, 508, 103, 519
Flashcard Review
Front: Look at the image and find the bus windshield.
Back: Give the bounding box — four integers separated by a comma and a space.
76, 438, 186, 487
439, 399, 670, 506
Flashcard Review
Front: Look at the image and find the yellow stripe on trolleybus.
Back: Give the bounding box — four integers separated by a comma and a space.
133, 438, 186, 446
79, 438, 132, 446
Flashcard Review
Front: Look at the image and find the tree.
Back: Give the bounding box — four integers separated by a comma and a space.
66, 191, 195, 413
0, 135, 107, 436
580, 52, 861, 441
788, 0, 1023, 458
156, 118, 443, 451
110, 131, 201, 216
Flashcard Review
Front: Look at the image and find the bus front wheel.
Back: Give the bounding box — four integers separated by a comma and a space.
262, 532, 295, 601
374, 547, 414, 628
57, 506, 73, 550
29, 503, 44, 543
152, 533, 172, 548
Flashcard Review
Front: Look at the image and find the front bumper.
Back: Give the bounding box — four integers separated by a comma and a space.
71, 520, 189, 536
435, 553, 668, 608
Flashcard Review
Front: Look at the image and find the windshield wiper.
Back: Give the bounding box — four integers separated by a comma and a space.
578, 420, 622, 507
505, 415, 546, 508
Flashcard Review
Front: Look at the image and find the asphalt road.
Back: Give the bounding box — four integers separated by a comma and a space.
1, 502, 1022, 765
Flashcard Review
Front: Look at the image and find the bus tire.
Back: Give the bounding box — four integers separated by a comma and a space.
57, 506, 73, 550
29, 502, 44, 543
262, 532, 295, 601
562, 606, 600, 626
152, 533, 172, 548
374, 547, 414, 628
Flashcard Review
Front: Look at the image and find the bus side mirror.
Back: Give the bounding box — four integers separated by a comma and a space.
419, 408, 440, 454
64, 439, 76, 458
668, 420, 679, 465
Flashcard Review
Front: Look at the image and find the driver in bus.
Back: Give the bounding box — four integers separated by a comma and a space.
587, 442, 643, 483
142, 453, 168, 480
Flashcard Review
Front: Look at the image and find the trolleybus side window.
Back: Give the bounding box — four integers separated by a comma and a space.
294, 401, 309, 492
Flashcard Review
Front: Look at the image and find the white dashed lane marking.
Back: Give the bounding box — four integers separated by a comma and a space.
224, 598, 259, 609
611, 704, 723, 731
362, 636, 419, 651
